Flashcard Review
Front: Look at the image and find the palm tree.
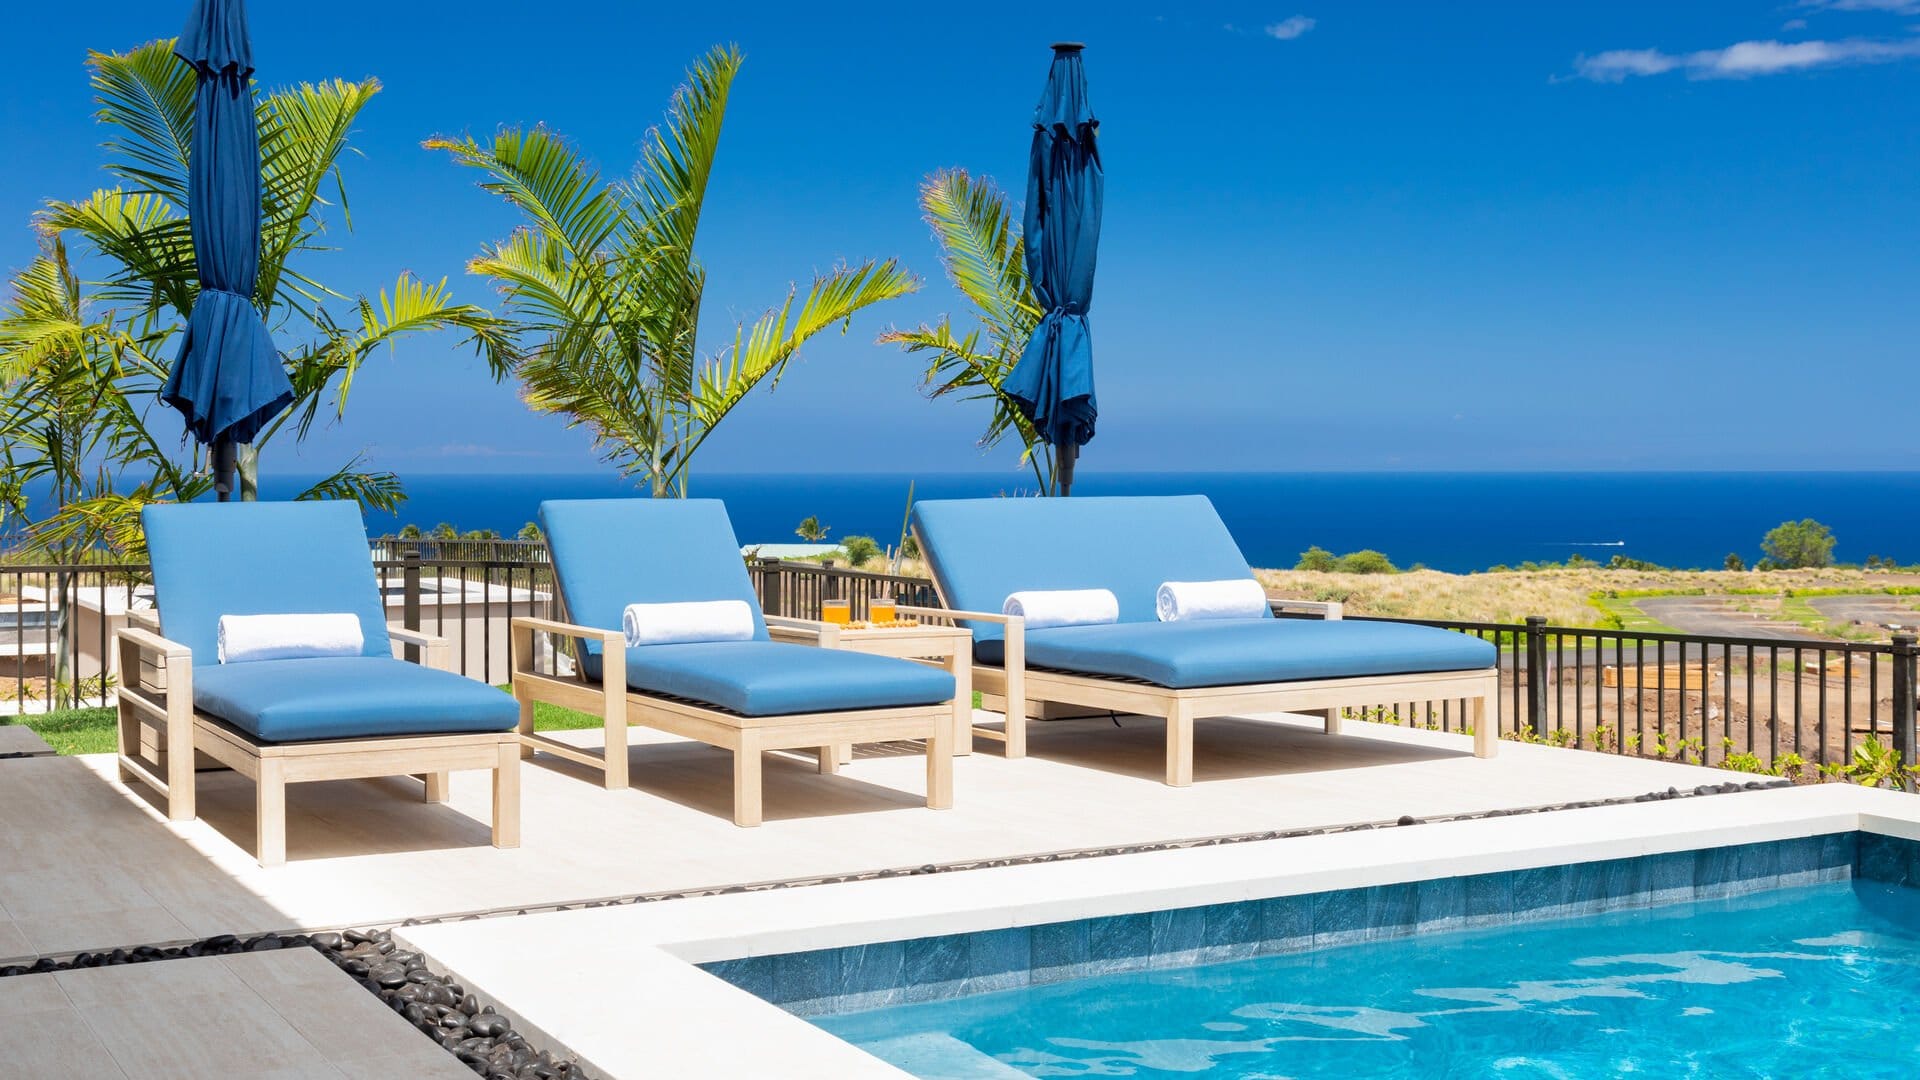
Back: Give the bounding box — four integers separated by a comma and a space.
879, 169, 1053, 493
5, 39, 513, 554
430, 46, 917, 497
795, 515, 829, 543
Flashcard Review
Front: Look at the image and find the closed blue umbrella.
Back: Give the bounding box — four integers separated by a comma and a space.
1003, 42, 1102, 496
162, 0, 292, 500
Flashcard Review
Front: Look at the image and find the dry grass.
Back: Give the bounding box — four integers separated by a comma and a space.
1255, 566, 1920, 627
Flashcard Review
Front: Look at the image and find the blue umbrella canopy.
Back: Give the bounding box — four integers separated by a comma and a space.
1003, 43, 1103, 496
162, 0, 292, 499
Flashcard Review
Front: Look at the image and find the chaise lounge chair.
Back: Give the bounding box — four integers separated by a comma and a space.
511, 499, 956, 826
117, 501, 523, 867
908, 495, 1500, 785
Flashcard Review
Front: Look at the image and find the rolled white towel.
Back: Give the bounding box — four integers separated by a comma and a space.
218, 613, 365, 664
1156, 579, 1270, 622
1002, 588, 1120, 630
623, 599, 756, 647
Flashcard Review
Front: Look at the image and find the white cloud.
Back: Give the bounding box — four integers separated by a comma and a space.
1264, 15, 1316, 40
1573, 36, 1920, 80
1801, 0, 1920, 13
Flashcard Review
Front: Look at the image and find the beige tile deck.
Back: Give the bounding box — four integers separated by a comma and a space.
0, 949, 469, 1079
0, 708, 1731, 964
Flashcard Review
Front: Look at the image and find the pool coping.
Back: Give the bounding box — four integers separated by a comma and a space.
397, 783, 1920, 1080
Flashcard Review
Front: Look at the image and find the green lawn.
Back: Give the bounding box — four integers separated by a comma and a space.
8, 687, 986, 756
4, 707, 118, 755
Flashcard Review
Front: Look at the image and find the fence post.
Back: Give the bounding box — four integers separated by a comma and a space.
401, 550, 422, 664
1893, 634, 1917, 786
1525, 616, 1549, 739
759, 558, 785, 618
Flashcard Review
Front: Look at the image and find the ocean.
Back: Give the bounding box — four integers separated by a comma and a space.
252, 471, 1920, 574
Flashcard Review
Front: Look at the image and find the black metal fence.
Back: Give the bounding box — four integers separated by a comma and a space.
5, 553, 1915, 781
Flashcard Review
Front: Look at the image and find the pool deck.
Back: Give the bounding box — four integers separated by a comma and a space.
0, 706, 1903, 1078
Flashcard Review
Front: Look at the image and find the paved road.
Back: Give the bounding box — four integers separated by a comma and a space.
1635, 597, 1814, 641
1809, 596, 1920, 634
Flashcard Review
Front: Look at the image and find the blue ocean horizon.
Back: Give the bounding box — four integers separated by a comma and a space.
254, 470, 1920, 574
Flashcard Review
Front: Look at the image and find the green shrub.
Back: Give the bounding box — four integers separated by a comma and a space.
840, 535, 881, 567
1723, 552, 1745, 572
1760, 519, 1836, 569
1295, 545, 1338, 572
1336, 549, 1398, 575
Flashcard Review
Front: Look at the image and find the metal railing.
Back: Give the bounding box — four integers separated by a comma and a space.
5, 552, 1914, 781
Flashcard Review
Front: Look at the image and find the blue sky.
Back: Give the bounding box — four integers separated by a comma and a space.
2, 1, 1917, 480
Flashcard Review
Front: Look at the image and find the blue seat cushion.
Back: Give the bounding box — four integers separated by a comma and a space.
192, 657, 520, 743
579, 641, 954, 717
975, 618, 1495, 689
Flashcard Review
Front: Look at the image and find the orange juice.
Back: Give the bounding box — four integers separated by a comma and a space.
822, 600, 851, 625
869, 597, 897, 623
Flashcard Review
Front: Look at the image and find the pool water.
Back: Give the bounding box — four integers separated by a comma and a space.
818, 882, 1920, 1078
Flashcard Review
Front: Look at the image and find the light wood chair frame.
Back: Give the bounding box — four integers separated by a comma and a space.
114, 626, 522, 868
903, 544, 1500, 785
509, 617, 954, 826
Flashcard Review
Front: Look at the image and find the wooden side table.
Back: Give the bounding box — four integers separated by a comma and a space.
767, 618, 975, 756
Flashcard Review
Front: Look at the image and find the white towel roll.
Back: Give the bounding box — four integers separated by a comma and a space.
217, 613, 365, 664
1156, 579, 1269, 622
1002, 588, 1120, 630
622, 599, 756, 647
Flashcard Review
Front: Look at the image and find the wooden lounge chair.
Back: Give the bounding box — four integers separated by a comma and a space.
908, 495, 1501, 785
116, 501, 522, 867
510, 499, 954, 826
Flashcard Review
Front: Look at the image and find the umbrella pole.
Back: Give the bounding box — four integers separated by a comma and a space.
213, 437, 236, 502
1057, 444, 1078, 497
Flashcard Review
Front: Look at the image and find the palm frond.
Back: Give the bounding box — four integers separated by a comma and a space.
38, 190, 197, 315
89, 41, 197, 203
921, 169, 1041, 339
256, 78, 381, 306
294, 457, 406, 513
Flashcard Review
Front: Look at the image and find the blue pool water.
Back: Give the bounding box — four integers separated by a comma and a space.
819, 881, 1920, 1078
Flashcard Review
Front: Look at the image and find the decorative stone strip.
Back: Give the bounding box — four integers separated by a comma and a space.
0, 931, 591, 1080
708, 830, 1920, 1019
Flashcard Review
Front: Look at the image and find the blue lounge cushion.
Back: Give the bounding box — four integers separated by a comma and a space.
192, 657, 520, 743
911, 496, 1266, 651
580, 641, 954, 717
143, 501, 393, 664
982, 618, 1496, 689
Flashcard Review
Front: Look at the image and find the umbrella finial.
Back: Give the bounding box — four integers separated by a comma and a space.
1050, 42, 1085, 52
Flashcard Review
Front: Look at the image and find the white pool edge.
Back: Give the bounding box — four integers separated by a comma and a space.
398, 783, 1920, 1079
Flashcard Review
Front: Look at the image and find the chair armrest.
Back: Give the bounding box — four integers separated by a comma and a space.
389, 626, 453, 671
765, 616, 840, 646
897, 605, 1024, 628
1270, 598, 1345, 621
510, 615, 623, 647
118, 626, 193, 665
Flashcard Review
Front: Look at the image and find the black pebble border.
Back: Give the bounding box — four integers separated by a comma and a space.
0, 931, 590, 1080
0, 779, 1789, 1076
0, 751, 38, 760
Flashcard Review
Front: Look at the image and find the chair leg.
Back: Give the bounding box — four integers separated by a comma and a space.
423, 771, 449, 803
949, 652, 974, 757
256, 759, 287, 868
1003, 687, 1029, 760
492, 741, 521, 849
733, 738, 763, 827
602, 702, 629, 791
515, 687, 536, 761
1472, 684, 1498, 759
926, 711, 954, 810
816, 745, 839, 775
165, 704, 196, 823
1166, 699, 1195, 787
1321, 706, 1342, 736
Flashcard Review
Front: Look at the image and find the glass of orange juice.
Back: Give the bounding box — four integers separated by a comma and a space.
869, 596, 897, 623
822, 599, 850, 625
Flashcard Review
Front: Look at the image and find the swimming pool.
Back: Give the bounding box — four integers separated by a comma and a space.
817, 879, 1920, 1077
